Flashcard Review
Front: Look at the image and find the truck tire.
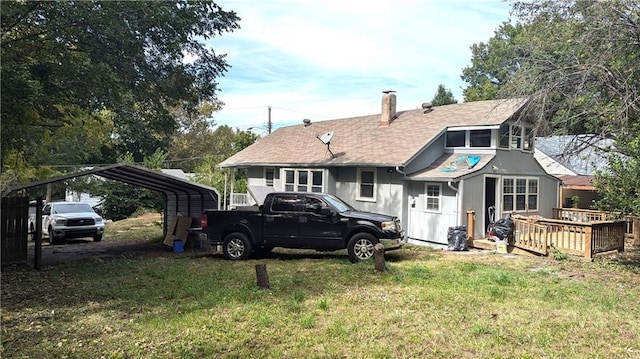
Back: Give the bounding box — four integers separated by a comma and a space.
48, 227, 60, 245
93, 234, 103, 242
223, 232, 253, 260
347, 233, 378, 263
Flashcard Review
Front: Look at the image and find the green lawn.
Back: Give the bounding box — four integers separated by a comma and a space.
2, 218, 639, 358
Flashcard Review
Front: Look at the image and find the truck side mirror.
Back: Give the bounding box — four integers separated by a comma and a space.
320, 207, 333, 216
259, 205, 265, 212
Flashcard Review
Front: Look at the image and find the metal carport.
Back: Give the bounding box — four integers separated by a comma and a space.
3, 163, 220, 237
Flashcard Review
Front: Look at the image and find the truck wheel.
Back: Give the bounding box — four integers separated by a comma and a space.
223, 232, 252, 260
28, 223, 35, 241
347, 233, 378, 263
48, 227, 60, 245
93, 234, 103, 242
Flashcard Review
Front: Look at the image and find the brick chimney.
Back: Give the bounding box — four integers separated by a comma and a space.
380, 90, 397, 127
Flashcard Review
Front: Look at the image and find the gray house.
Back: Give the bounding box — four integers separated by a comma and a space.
219, 92, 560, 247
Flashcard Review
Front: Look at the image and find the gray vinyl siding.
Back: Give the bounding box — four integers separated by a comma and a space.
334, 167, 404, 217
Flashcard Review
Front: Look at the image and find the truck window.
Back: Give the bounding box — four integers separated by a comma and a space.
271, 195, 302, 212
303, 196, 325, 214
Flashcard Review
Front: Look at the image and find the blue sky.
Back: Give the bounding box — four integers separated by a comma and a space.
206, 0, 513, 134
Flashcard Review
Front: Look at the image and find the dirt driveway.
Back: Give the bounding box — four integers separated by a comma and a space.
25, 237, 201, 266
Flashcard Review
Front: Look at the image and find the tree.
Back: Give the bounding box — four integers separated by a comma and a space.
1, 1, 240, 189
430, 84, 458, 106
461, 0, 640, 215
461, 22, 526, 102
593, 124, 640, 216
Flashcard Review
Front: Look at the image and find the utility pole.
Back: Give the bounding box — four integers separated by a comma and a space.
268, 106, 272, 134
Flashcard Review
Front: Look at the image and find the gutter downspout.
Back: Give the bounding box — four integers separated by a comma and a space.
396, 166, 408, 242
448, 180, 464, 226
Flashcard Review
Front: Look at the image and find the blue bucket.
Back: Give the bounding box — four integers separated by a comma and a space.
173, 239, 184, 253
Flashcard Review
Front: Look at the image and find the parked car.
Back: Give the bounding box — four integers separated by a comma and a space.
41, 201, 105, 244
201, 192, 404, 262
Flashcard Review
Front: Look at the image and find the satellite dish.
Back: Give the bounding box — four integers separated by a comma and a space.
316, 131, 335, 158
317, 131, 334, 144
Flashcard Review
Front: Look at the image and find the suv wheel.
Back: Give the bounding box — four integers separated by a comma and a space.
93, 234, 103, 242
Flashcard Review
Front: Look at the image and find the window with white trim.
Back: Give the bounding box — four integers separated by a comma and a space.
499, 124, 534, 152
264, 168, 275, 187
424, 183, 442, 212
502, 177, 538, 212
357, 168, 377, 201
283, 169, 324, 192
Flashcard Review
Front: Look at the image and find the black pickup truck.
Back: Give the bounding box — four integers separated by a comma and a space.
201, 192, 404, 262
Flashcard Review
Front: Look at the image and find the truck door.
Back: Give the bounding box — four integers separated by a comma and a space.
297, 195, 342, 249
42, 203, 52, 234
263, 193, 302, 246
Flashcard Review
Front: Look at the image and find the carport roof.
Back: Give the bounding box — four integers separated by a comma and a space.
3, 163, 219, 200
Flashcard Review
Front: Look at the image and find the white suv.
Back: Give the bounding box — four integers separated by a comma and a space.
42, 202, 105, 244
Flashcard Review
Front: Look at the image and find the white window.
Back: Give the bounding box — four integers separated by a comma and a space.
283, 169, 324, 192
357, 168, 377, 202
424, 183, 442, 212
502, 177, 538, 212
264, 168, 275, 187
499, 124, 534, 152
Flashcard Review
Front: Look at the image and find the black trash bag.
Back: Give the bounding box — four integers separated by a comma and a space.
447, 225, 468, 251
489, 216, 513, 240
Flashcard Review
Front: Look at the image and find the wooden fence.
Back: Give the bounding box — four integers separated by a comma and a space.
512, 217, 626, 260
1, 196, 29, 264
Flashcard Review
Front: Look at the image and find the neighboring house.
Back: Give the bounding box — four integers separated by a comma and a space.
219, 92, 560, 247
534, 135, 613, 209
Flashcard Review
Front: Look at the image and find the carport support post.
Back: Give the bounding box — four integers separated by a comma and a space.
34, 197, 43, 270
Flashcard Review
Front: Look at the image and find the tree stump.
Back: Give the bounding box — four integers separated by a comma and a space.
255, 264, 270, 289
373, 243, 386, 273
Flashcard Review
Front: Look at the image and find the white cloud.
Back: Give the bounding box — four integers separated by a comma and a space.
210, 0, 512, 132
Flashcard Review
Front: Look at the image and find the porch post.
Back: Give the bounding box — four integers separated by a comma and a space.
230, 167, 235, 209
466, 210, 475, 240
584, 225, 593, 261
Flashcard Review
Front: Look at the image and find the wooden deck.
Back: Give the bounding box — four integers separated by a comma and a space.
468, 209, 630, 260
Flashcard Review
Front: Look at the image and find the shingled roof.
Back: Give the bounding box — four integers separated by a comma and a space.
220, 98, 528, 168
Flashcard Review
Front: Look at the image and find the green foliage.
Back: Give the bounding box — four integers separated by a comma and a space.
430, 84, 458, 106
462, 0, 640, 210
1, 1, 240, 177
461, 22, 525, 102
593, 125, 640, 216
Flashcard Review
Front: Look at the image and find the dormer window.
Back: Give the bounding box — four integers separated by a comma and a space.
445, 126, 495, 148
470, 129, 491, 147
446, 130, 465, 147
499, 123, 533, 152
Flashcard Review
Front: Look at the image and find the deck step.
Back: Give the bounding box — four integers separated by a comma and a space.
468, 239, 543, 257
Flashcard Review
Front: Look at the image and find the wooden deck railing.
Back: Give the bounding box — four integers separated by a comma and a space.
553, 208, 637, 242
512, 217, 625, 260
